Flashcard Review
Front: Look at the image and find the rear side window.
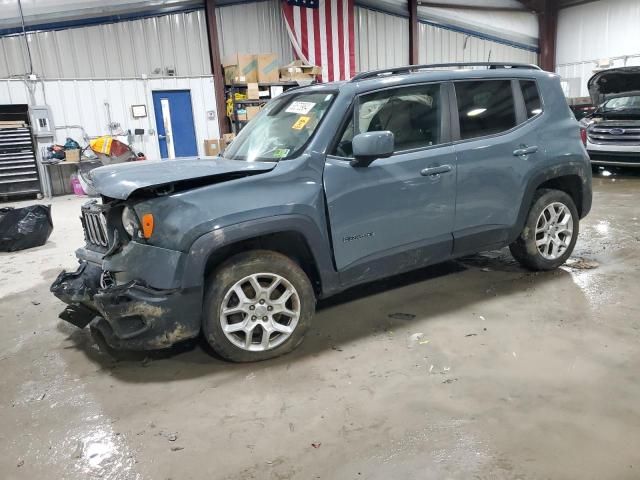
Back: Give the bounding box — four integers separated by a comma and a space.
333, 83, 441, 157
455, 80, 516, 140
520, 80, 542, 118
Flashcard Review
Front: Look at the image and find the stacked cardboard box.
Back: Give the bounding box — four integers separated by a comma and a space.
279, 60, 322, 82
246, 106, 262, 120
222, 54, 257, 84
223, 53, 280, 84
203, 133, 236, 157
203, 139, 222, 156
257, 53, 279, 83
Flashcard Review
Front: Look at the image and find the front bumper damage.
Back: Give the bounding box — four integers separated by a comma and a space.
50, 259, 202, 351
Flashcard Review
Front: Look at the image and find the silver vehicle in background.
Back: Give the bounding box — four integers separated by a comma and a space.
581, 66, 640, 167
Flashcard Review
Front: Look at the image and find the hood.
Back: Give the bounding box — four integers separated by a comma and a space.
588, 66, 640, 105
90, 157, 277, 200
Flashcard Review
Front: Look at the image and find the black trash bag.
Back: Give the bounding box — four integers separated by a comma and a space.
0, 205, 54, 252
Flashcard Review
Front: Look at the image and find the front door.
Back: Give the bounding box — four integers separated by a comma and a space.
152, 90, 198, 159
324, 83, 456, 276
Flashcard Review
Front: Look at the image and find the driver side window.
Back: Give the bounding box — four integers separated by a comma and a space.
333, 83, 442, 158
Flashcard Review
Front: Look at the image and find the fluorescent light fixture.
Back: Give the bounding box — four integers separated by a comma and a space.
467, 108, 486, 117
531, 108, 542, 115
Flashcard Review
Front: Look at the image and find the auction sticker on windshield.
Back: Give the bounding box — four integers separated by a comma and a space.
292, 116, 310, 130
286, 101, 315, 115
273, 148, 290, 158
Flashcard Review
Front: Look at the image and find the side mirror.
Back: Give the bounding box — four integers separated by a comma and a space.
350, 131, 394, 167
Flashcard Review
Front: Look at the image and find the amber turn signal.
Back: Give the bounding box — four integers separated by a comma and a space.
141, 213, 154, 239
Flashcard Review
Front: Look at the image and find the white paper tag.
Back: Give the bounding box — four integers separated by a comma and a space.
285, 101, 315, 115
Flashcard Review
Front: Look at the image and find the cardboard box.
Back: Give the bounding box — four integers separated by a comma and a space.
246, 82, 259, 100
64, 149, 80, 163
222, 133, 235, 147
222, 65, 235, 85
246, 106, 262, 120
222, 53, 258, 84
279, 60, 322, 82
257, 53, 279, 83
203, 139, 221, 156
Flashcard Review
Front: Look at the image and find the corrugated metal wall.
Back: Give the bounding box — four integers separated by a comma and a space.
0, 10, 211, 79
216, 0, 294, 64
0, 77, 220, 159
556, 0, 640, 98
418, 22, 537, 65
1, 2, 538, 80
355, 7, 409, 71
0, 1, 295, 80
354, 7, 536, 72
417, 5, 537, 51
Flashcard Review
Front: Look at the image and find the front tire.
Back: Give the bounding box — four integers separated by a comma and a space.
510, 189, 579, 271
202, 250, 316, 362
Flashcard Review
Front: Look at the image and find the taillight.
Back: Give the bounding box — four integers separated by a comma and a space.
580, 127, 587, 146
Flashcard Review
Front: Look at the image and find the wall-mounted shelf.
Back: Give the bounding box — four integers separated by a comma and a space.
225, 82, 301, 134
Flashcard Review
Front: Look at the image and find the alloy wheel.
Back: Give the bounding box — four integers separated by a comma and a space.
535, 202, 574, 260
219, 273, 301, 352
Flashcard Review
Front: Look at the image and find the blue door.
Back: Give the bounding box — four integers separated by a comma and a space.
152, 90, 198, 159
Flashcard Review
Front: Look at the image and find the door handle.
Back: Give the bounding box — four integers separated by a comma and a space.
513, 145, 538, 156
158, 134, 167, 139
421, 164, 452, 176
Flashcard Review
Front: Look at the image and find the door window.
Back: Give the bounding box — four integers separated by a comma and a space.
454, 80, 516, 140
333, 84, 441, 158
520, 80, 542, 118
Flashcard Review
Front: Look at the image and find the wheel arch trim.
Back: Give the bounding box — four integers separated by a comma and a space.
181, 214, 340, 296
509, 162, 591, 244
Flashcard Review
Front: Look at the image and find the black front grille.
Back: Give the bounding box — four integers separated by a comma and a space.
81, 209, 109, 248
588, 124, 640, 145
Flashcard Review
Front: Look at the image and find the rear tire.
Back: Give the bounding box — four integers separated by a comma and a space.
510, 189, 579, 271
202, 250, 316, 362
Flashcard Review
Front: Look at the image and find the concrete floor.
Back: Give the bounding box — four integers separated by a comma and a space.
1, 168, 640, 480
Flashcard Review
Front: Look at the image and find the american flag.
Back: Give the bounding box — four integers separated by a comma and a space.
281, 0, 356, 82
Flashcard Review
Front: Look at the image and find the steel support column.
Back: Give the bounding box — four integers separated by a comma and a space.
204, 0, 229, 135
537, 0, 557, 71
409, 0, 418, 65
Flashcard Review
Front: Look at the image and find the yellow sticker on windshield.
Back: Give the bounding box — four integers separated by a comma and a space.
292, 116, 310, 130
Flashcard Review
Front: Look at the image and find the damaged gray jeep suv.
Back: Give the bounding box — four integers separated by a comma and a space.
51, 63, 592, 362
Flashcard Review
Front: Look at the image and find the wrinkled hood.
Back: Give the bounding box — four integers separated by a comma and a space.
90, 157, 276, 200
588, 66, 640, 105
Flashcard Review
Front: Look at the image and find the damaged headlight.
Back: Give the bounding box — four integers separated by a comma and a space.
121, 206, 138, 237
121, 206, 155, 239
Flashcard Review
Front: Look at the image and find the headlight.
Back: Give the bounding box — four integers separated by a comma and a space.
121, 206, 138, 237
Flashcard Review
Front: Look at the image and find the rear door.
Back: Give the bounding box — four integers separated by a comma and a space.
451, 78, 544, 254
323, 82, 457, 276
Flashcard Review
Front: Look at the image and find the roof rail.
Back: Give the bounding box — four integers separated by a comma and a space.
350, 62, 541, 82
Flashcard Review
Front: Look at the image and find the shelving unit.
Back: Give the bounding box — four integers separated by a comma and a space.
226, 82, 301, 134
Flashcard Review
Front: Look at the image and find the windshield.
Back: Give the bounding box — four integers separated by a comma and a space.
223, 92, 335, 162
601, 95, 640, 110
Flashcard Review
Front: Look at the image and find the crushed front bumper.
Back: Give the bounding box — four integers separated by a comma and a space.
50, 261, 202, 350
